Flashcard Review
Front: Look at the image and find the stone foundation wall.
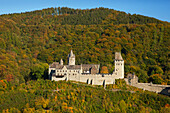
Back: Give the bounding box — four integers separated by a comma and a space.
124, 78, 170, 96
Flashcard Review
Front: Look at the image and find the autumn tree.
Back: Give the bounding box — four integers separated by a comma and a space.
100, 66, 109, 74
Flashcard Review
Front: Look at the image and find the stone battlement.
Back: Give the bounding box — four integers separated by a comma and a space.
125, 76, 170, 96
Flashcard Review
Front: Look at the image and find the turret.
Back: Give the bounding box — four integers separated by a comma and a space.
68, 50, 75, 65
114, 52, 124, 78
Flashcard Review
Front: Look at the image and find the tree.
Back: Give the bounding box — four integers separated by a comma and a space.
149, 74, 163, 84
30, 63, 48, 80
100, 66, 109, 74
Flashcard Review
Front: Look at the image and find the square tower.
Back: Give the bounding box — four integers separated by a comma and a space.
114, 52, 124, 78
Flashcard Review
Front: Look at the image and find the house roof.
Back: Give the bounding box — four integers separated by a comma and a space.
66, 65, 81, 69
82, 64, 100, 70
49, 62, 100, 70
49, 62, 59, 68
49, 62, 81, 69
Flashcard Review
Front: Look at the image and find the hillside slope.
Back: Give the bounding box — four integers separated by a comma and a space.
0, 7, 169, 84
0, 80, 170, 112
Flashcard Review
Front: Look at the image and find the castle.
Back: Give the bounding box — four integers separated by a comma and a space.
49, 50, 124, 85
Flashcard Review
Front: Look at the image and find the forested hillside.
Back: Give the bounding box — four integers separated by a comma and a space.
0, 79, 170, 112
0, 7, 169, 85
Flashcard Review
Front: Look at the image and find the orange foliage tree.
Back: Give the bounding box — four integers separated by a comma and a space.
100, 66, 109, 74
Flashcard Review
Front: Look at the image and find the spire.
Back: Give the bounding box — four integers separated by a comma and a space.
70, 50, 74, 56
115, 52, 123, 60
68, 50, 75, 65
68, 50, 75, 57
60, 59, 63, 65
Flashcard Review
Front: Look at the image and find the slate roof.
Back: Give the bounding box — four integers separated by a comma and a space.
66, 65, 81, 69
49, 62, 100, 70
82, 64, 100, 71
82, 64, 99, 68
115, 52, 123, 60
49, 62, 81, 69
49, 62, 59, 68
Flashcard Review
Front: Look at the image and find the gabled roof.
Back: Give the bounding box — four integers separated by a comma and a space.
49, 62, 81, 69
66, 65, 81, 69
82, 64, 100, 70
49, 62, 59, 68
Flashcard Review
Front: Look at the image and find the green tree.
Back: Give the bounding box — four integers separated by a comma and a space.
149, 74, 163, 84
30, 63, 48, 80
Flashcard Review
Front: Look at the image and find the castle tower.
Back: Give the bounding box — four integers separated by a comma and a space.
68, 50, 75, 65
60, 59, 63, 65
114, 52, 124, 78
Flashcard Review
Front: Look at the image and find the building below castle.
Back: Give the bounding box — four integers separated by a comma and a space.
49, 50, 124, 85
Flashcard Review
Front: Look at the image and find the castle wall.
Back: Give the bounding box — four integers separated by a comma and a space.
51, 71, 124, 85
79, 74, 116, 85
133, 83, 170, 95
52, 76, 67, 81
66, 73, 123, 85
125, 78, 170, 96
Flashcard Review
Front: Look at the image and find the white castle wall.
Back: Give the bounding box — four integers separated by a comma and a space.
51, 73, 123, 85
52, 76, 67, 81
